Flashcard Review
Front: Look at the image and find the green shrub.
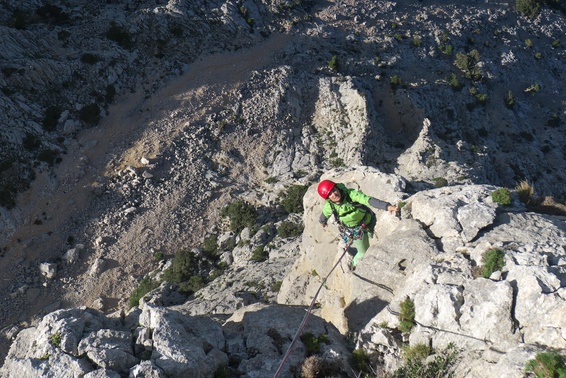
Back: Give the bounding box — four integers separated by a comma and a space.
251, 245, 268, 262
162, 249, 199, 283
481, 248, 505, 278
534, 52, 543, 60
106, 21, 133, 49
546, 113, 561, 128
220, 200, 258, 233
440, 44, 453, 55
390, 75, 404, 89
300, 332, 329, 356
81, 53, 99, 64
491, 187, 512, 206
551, 39, 561, 48
393, 343, 459, 378
202, 234, 218, 259
516, 0, 541, 18
399, 297, 416, 333
454, 50, 482, 81
351, 348, 371, 374
43, 105, 62, 132
412, 35, 422, 47
280, 185, 308, 213
37, 149, 61, 166
12, 10, 29, 30
49, 332, 62, 347
178, 275, 205, 294
214, 365, 231, 378
23, 133, 41, 151
105, 85, 116, 104
433, 177, 448, 188
525, 38, 534, 47
328, 55, 338, 71
448, 73, 461, 89
129, 276, 160, 308
525, 351, 566, 378
277, 221, 304, 238
403, 343, 431, 363
79, 103, 101, 126
504, 90, 516, 108
331, 157, 345, 167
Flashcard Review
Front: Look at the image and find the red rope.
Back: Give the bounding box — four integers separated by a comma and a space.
273, 241, 352, 378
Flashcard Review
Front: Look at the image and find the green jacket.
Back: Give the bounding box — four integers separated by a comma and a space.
320, 183, 380, 228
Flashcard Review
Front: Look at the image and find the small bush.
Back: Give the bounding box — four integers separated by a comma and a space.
399, 297, 416, 333
280, 185, 308, 213
525, 83, 541, 93
448, 73, 461, 89
454, 50, 482, 80
49, 332, 62, 347
251, 245, 268, 262
129, 276, 160, 308
551, 39, 561, 48
178, 275, 205, 294
516, 0, 541, 18
481, 248, 505, 278
393, 343, 459, 378
390, 75, 404, 89
214, 365, 231, 378
433, 177, 448, 188
301, 355, 342, 378
81, 53, 99, 64
202, 234, 218, 259
328, 55, 338, 71
403, 343, 431, 363
162, 249, 199, 283
277, 221, 304, 238
515, 180, 535, 205
43, 105, 62, 131
351, 348, 371, 374
79, 103, 101, 126
300, 332, 330, 356
491, 187, 512, 206
106, 21, 133, 49
37, 149, 61, 166
23, 133, 41, 151
525, 351, 566, 378
220, 200, 258, 233
504, 90, 516, 108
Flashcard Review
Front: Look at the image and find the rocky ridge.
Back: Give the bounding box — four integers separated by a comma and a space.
1, 0, 566, 376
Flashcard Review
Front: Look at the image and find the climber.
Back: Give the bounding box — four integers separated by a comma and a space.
317, 179, 398, 270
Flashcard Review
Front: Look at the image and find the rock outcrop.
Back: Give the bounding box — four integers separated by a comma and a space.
3, 167, 566, 377
2, 0, 566, 376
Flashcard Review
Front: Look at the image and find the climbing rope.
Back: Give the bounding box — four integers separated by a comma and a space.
272, 239, 353, 378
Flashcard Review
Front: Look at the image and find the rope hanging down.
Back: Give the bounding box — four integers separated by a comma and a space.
272, 239, 353, 378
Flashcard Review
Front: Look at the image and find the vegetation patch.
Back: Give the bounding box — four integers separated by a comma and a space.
129, 276, 160, 308
221, 200, 258, 233
481, 248, 505, 278
398, 297, 416, 333
491, 187, 512, 206
280, 185, 308, 213
393, 343, 459, 378
300, 332, 329, 356
525, 351, 566, 378
277, 221, 304, 238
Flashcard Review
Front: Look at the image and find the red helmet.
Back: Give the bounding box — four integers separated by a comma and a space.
317, 180, 336, 199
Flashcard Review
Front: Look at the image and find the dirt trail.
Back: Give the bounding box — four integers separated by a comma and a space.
0, 32, 292, 332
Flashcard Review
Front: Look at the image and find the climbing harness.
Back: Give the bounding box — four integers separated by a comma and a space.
272, 238, 354, 378
338, 222, 366, 245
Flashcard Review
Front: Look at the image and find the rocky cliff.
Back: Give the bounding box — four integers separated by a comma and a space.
1, 0, 566, 376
